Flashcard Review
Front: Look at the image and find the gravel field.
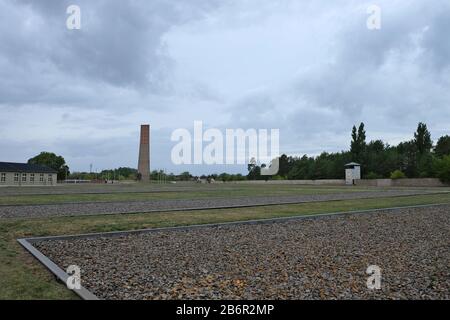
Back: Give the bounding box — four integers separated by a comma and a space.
1, 185, 446, 197
33, 204, 450, 300
0, 190, 444, 219
1, 182, 352, 196
0, 184, 223, 196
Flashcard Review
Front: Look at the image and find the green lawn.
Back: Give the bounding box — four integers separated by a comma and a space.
1, 192, 449, 299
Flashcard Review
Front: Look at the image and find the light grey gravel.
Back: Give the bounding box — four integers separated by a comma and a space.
0, 190, 444, 219
0, 184, 231, 196
33, 204, 450, 300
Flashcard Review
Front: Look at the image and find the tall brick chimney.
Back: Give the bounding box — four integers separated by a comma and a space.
138, 124, 150, 181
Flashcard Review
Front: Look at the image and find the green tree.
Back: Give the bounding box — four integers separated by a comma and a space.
433, 155, 450, 184
116, 167, 138, 179
287, 155, 314, 180
278, 154, 290, 178
396, 141, 418, 177
410, 123, 433, 177
364, 140, 385, 177
28, 152, 69, 180
247, 161, 261, 180
435, 135, 450, 158
350, 122, 366, 163
414, 122, 432, 155
242, 122, 443, 181
313, 152, 334, 179
390, 170, 406, 179
351, 125, 358, 155
218, 173, 230, 182
417, 153, 435, 178
179, 171, 191, 181
366, 171, 382, 179
357, 123, 366, 148
247, 157, 268, 180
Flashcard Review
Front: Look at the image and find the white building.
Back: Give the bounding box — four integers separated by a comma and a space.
345, 162, 361, 185
0, 162, 58, 186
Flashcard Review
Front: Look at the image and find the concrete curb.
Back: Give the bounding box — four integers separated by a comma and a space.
17, 239, 99, 300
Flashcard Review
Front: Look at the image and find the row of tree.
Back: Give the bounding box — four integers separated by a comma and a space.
68, 167, 138, 181
67, 169, 248, 182
147, 171, 247, 182
25, 152, 249, 182
27, 122, 450, 183
248, 122, 450, 183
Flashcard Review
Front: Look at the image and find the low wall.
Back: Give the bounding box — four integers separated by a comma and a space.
355, 178, 446, 187
227, 178, 447, 187
229, 179, 346, 186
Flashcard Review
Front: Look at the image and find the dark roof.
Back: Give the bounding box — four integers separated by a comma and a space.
345, 162, 361, 167
0, 162, 57, 173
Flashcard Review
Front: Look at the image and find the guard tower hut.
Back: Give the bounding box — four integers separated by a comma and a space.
345, 162, 361, 185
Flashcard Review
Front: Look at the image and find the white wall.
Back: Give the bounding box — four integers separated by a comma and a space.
0, 172, 57, 186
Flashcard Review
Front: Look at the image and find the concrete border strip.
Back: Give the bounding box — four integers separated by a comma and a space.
17, 239, 99, 300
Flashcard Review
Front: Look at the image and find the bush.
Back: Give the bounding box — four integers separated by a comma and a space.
390, 170, 406, 179
418, 171, 429, 178
366, 172, 382, 179
433, 155, 450, 184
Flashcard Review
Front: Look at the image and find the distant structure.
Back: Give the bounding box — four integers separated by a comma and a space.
138, 124, 150, 181
345, 162, 361, 185
0, 162, 57, 186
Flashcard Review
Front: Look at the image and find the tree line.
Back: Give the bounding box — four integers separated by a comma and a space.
248, 122, 450, 183
27, 122, 450, 183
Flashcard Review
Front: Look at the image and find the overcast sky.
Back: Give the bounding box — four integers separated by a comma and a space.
1, 0, 449, 174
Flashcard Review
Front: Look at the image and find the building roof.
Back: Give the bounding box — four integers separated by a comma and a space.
0, 162, 57, 173
345, 162, 361, 167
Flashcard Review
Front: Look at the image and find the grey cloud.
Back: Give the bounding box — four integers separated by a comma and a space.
0, 0, 224, 107
421, 7, 450, 71
291, 1, 450, 131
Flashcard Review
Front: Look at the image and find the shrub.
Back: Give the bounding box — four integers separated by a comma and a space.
418, 171, 429, 178
390, 170, 406, 179
433, 155, 450, 184
366, 172, 381, 179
